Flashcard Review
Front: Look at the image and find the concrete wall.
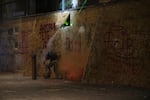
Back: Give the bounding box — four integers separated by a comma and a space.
84, 0, 150, 88
0, 21, 17, 72
1, 9, 98, 80
0, 0, 150, 88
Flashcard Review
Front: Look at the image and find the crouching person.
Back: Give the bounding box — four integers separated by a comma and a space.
44, 50, 58, 79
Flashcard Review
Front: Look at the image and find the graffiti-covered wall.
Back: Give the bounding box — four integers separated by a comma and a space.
0, 9, 99, 80
84, 0, 150, 88
0, 0, 150, 88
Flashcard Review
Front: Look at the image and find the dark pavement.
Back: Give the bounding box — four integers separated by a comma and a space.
0, 73, 149, 100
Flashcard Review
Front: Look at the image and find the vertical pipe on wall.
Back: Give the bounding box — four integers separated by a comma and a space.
32, 52, 37, 80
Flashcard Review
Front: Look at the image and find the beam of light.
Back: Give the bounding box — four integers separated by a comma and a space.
79, 0, 87, 13
62, 0, 65, 11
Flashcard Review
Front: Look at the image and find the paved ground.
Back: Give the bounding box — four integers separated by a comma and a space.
0, 73, 149, 100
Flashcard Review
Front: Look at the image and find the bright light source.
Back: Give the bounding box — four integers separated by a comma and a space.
72, 0, 78, 8
61, 14, 71, 28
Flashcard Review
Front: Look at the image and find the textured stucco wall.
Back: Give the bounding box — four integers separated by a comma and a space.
84, 0, 150, 88
17, 10, 99, 80
0, 21, 19, 72
1, 0, 150, 88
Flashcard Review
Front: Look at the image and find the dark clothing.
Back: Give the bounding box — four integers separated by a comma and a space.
46, 51, 58, 61
45, 51, 58, 79
46, 60, 57, 78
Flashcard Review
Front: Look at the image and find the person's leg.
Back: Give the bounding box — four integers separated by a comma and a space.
46, 65, 51, 79
53, 61, 58, 79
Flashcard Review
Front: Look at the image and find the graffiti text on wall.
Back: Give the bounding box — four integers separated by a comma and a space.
66, 37, 73, 51
104, 23, 136, 60
65, 36, 81, 52
39, 23, 56, 49
19, 31, 29, 53
39, 23, 56, 33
